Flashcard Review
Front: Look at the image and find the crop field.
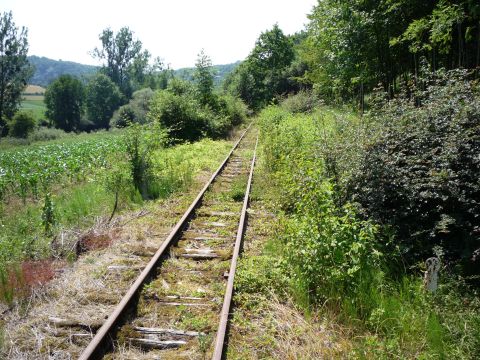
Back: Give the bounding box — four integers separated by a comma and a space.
0, 136, 124, 202
0, 131, 232, 303
20, 98, 46, 121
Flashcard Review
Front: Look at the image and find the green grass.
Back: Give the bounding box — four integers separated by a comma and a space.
257, 104, 480, 359
20, 98, 46, 122
0, 134, 233, 303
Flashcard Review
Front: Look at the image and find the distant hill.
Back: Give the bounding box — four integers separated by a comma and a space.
28, 56, 98, 87
28, 55, 240, 88
175, 61, 241, 87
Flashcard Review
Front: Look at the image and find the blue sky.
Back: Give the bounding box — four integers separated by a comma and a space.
3, 0, 317, 69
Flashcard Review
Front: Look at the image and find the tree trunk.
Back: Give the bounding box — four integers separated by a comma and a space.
476, 21, 480, 69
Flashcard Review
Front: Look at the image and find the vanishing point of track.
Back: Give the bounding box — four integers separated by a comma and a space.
79, 125, 258, 359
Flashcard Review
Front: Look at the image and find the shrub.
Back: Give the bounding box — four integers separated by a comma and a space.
218, 94, 248, 126
110, 105, 135, 128
350, 69, 480, 273
148, 90, 206, 143
9, 111, 36, 138
110, 88, 154, 128
281, 90, 319, 113
28, 127, 68, 142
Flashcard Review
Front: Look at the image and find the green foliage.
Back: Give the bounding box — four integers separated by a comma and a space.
300, 0, 480, 102
282, 183, 382, 313
0, 11, 34, 135
8, 111, 35, 138
235, 254, 287, 297
350, 69, 480, 272
110, 88, 154, 128
86, 73, 123, 129
148, 89, 205, 143
41, 193, 56, 235
123, 123, 166, 200
280, 90, 319, 114
92, 27, 147, 98
27, 127, 68, 142
226, 24, 296, 110
44, 74, 85, 132
260, 104, 480, 358
194, 49, 215, 107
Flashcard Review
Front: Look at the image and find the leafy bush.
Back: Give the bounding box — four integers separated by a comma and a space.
217, 94, 248, 126
350, 69, 480, 273
259, 107, 383, 313
9, 111, 36, 138
110, 105, 135, 128
280, 90, 319, 113
148, 90, 206, 143
28, 127, 68, 142
110, 88, 154, 128
282, 179, 382, 312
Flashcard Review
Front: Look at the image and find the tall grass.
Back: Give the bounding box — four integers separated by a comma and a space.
0, 133, 232, 303
259, 105, 480, 358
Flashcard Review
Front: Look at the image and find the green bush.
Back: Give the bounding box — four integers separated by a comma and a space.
148, 90, 206, 143
110, 88, 154, 128
350, 69, 480, 273
280, 90, 319, 113
28, 127, 69, 142
9, 111, 36, 138
110, 104, 135, 128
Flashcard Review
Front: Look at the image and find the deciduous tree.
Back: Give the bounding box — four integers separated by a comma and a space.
86, 73, 123, 129
92, 27, 147, 98
44, 75, 85, 132
0, 11, 34, 136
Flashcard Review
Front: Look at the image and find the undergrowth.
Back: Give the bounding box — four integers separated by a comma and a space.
258, 104, 480, 358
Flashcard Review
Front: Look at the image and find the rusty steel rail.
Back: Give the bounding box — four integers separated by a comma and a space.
79, 124, 252, 360
212, 135, 258, 360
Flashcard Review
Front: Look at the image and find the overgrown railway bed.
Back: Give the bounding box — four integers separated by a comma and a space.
78, 126, 258, 359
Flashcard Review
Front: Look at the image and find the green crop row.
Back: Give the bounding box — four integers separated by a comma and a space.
0, 137, 125, 202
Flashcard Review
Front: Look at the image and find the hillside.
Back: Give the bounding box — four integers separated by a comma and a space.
28, 56, 240, 88
175, 61, 241, 87
28, 55, 98, 87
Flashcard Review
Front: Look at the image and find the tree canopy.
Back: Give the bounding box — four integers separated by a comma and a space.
0, 11, 34, 135
92, 27, 148, 98
44, 75, 85, 132
86, 73, 123, 129
225, 24, 296, 110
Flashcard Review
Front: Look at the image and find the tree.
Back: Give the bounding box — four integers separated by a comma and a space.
9, 111, 35, 138
0, 11, 34, 136
45, 75, 85, 132
194, 49, 215, 107
226, 24, 295, 110
92, 27, 147, 98
86, 73, 123, 129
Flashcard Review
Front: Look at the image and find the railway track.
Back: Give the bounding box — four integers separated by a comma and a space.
79, 126, 258, 359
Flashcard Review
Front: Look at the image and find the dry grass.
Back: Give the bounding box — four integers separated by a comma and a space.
1, 170, 217, 359
23, 85, 46, 95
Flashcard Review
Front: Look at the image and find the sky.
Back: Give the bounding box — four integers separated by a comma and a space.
3, 0, 317, 69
